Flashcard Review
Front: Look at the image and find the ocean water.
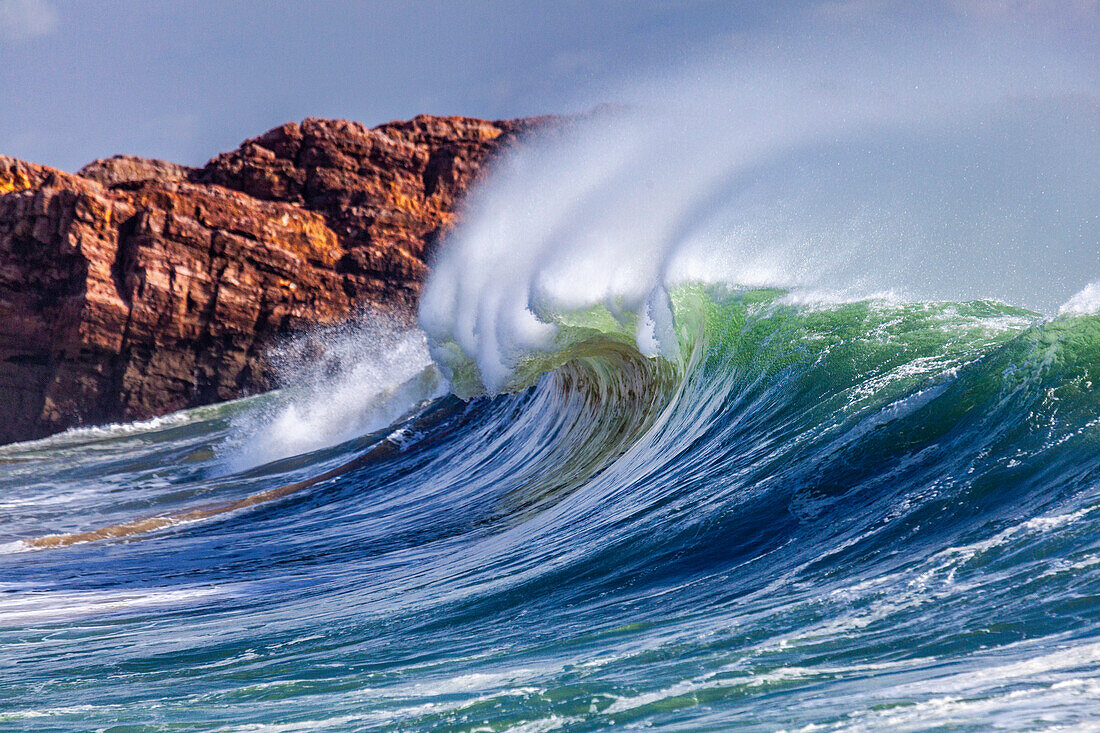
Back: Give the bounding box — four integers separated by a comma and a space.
3, 17, 1099, 732
2, 290, 1100, 731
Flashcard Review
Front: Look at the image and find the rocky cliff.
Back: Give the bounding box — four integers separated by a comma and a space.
0, 115, 546, 444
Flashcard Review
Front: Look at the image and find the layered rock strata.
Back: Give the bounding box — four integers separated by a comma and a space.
0, 115, 543, 444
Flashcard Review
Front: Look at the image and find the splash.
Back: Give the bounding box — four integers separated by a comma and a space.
1061, 281, 1100, 316
221, 313, 445, 471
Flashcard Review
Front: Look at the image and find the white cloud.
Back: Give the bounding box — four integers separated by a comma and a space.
0, 0, 58, 42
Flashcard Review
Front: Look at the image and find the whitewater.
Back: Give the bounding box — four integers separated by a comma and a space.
2, 15, 1099, 732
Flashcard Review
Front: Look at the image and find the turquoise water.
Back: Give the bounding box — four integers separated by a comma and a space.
3, 290, 1100, 730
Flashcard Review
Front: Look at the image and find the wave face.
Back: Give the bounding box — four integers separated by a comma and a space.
3, 12, 1100, 733
3, 293, 1100, 730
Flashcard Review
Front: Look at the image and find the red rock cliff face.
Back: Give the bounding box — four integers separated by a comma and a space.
0, 115, 545, 444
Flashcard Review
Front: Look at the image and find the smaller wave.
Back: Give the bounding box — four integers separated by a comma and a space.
220, 314, 446, 472
0, 409, 204, 455
0, 583, 230, 625
1060, 281, 1100, 316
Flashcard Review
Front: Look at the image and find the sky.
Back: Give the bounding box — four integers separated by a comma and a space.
0, 0, 1095, 172
0, 0, 785, 171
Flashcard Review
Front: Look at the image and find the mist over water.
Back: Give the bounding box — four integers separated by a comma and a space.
420, 19, 1099, 391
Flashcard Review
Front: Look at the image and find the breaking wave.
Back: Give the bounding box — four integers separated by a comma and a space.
2, 9, 1099, 731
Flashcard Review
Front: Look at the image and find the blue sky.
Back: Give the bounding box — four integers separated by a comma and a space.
0, 0, 785, 171
0, 0, 1095, 171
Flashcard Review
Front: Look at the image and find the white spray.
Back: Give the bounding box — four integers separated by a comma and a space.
222, 315, 445, 471
419, 12, 1098, 394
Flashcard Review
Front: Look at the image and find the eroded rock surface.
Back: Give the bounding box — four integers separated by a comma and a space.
0, 115, 544, 444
